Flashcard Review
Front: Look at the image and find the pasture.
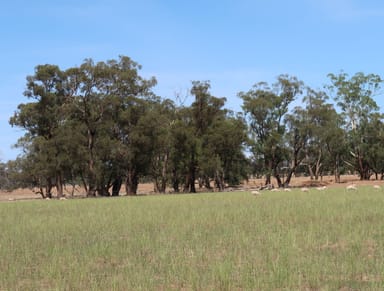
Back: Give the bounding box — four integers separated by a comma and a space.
1, 186, 384, 290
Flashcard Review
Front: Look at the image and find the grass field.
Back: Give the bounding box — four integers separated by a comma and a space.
1, 187, 384, 290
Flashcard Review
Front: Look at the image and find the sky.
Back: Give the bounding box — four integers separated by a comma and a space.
1, 0, 384, 161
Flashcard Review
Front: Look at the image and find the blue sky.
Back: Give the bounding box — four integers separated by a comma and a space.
1, 0, 384, 161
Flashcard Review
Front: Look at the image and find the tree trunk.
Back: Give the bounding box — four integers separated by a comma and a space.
265, 159, 272, 185
87, 130, 97, 197
204, 176, 211, 189
275, 173, 283, 188
80, 172, 88, 195
190, 170, 196, 193
56, 173, 63, 198
154, 174, 167, 193
358, 163, 371, 180
172, 169, 180, 193
314, 162, 322, 180
126, 169, 138, 195
97, 185, 110, 196
335, 172, 340, 183
112, 177, 122, 196
334, 155, 341, 183
273, 164, 283, 187
87, 187, 97, 197
188, 152, 197, 193
159, 153, 168, 193
215, 170, 225, 192
357, 152, 371, 180
308, 165, 314, 180
183, 174, 190, 193
314, 149, 322, 180
198, 177, 203, 189
46, 177, 53, 199
265, 174, 271, 185
306, 152, 314, 180
153, 153, 168, 193
281, 154, 302, 187
283, 169, 295, 188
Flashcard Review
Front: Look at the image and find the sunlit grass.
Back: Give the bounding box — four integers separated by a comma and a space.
1, 186, 384, 290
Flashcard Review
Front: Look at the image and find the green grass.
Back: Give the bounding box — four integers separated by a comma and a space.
1, 187, 384, 290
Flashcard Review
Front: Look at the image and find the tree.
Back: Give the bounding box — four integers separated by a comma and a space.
240, 75, 303, 187
1, 157, 41, 193
105, 57, 158, 195
358, 112, 384, 180
293, 88, 344, 181
283, 105, 309, 186
10, 64, 69, 198
200, 112, 249, 190
147, 99, 176, 193
10, 56, 158, 197
327, 72, 383, 179
322, 112, 347, 183
64, 56, 157, 196
189, 81, 227, 192
164, 80, 247, 193
168, 106, 196, 193
0, 162, 10, 190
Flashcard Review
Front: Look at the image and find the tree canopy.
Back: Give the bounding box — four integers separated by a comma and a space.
5, 57, 384, 196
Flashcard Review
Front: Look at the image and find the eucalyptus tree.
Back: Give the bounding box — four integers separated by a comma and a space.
65, 56, 157, 196
200, 112, 249, 190
121, 96, 167, 195
168, 106, 196, 193
299, 88, 341, 180
189, 81, 228, 192
283, 105, 309, 186
165, 81, 243, 193
64, 59, 118, 196
106, 56, 158, 195
0, 159, 27, 191
358, 112, 384, 179
327, 72, 383, 179
321, 111, 347, 183
147, 99, 177, 193
240, 75, 303, 187
283, 87, 348, 184
0, 162, 10, 190
10, 64, 70, 197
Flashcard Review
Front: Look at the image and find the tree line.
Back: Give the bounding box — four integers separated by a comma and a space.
1, 56, 384, 197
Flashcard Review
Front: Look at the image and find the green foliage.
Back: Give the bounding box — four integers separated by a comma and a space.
327, 71, 381, 131
240, 75, 304, 186
9, 57, 250, 196
327, 72, 384, 179
0, 162, 12, 190
187, 81, 248, 191
7, 57, 384, 192
241, 71, 384, 185
288, 88, 347, 182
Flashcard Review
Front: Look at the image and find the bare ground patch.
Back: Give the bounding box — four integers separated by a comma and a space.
1, 175, 382, 202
